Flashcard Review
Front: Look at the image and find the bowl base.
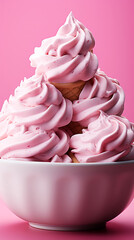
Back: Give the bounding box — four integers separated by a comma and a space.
29, 222, 106, 231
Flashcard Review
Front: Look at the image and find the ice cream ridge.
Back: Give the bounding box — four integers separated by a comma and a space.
0, 12, 134, 163
0, 75, 72, 162
30, 11, 98, 101
70, 111, 134, 163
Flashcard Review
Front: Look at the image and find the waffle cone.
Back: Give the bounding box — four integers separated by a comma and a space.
51, 80, 86, 101
68, 151, 79, 163
67, 121, 83, 135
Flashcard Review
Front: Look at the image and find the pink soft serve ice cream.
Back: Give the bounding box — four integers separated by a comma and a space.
0, 12, 133, 164
30, 12, 98, 83
0, 125, 71, 162
0, 75, 73, 162
70, 111, 134, 163
2, 75, 73, 130
72, 69, 125, 127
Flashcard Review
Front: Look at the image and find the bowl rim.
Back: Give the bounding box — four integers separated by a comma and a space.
0, 158, 134, 167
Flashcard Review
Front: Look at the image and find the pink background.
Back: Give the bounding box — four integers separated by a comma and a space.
0, 198, 134, 240
0, 0, 134, 122
0, 0, 134, 239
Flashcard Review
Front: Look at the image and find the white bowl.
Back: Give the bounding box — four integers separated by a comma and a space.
0, 159, 134, 231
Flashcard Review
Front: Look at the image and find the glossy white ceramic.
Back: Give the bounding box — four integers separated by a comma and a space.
0, 159, 134, 231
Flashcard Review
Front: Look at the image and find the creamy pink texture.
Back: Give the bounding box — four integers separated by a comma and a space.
51, 154, 72, 163
2, 155, 72, 163
0, 102, 9, 140
29, 12, 98, 83
1, 75, 72, 131
0, 124, 70, 161
0, 74, 73, 162
72, 69, 125, 127
70, 111, 134, 163
121, 144, 134, 161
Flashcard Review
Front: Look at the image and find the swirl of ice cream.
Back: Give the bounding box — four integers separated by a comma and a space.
0, 124, 70, 161
70, 111, 134, 163
0, 100, 13, 140
4, 75, 72, 130
72, 69, 125, 127
29, 12, 98, 83
3, 155, 72, 163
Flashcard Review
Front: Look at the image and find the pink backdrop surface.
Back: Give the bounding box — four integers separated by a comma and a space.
0, 0, 134, 239
0, 198, 134, 240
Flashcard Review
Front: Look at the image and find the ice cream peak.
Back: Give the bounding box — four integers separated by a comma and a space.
72, 69, 125, 127
70, 111, 134, 163
1, 75, 73, 132
30, 12, 98, 83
